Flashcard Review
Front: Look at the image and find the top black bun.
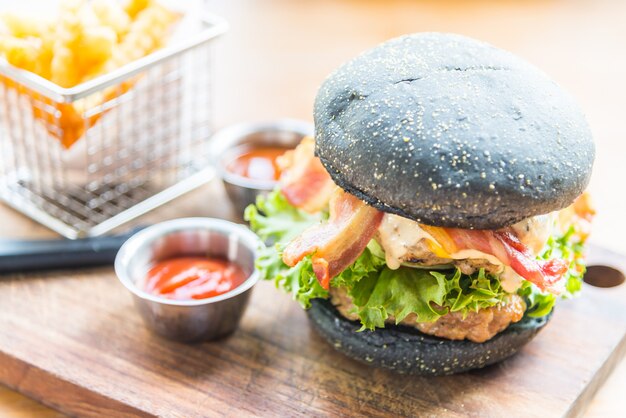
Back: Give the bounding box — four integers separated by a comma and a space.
314, 33, 594, 229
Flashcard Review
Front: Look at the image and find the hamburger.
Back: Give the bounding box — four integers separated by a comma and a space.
245, 33, 595, 375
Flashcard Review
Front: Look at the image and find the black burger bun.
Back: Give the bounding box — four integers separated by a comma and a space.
307, 298, 551, 376
314, 33, 595, 229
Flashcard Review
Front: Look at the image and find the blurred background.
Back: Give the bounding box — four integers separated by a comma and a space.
0, 0, 624, 416
206, 0, 625, 255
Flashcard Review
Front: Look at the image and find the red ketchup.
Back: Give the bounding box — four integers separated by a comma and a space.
144, 257, 246, 300
226, 147, 289, 182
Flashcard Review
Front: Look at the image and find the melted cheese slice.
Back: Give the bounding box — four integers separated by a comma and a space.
377, 214, 438, 269
376, 212, 556, 292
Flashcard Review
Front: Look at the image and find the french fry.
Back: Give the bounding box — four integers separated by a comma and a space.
0, 0, 180, 148
91, 0, 131, 38
123, 0, 152, 20
35, 33, 55, 80
108, 3, 179, 69
77, 26, 116, 68
50, 1, 83, 87
1, 12, 51, 38
0, 36, 40, 72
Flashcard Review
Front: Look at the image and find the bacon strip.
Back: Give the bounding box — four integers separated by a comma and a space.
278, 136, 576, 292
282, 190, 384, 289
422, 226, 568, 293
495, 230, 568, 292
277, 137, 335, 213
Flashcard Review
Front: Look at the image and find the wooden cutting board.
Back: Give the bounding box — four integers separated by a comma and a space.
0, 207, 624, 417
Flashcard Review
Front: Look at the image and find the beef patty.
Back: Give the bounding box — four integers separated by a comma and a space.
329, 287, 526, 343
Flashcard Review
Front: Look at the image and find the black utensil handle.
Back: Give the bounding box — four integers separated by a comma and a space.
0, 227, 145, 274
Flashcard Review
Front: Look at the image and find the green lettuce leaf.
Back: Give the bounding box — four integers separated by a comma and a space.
519, 224, 587, 317
256, 244, 328, 308
244, 189, 322, 244
348, 265, 507, 330
517, 281, 556, 318
350, 267, 448, 329
246, 189, 589, 329
541, 225, 586, 298
332, 244, 386, 288
245, 190, 328, 307
444, 268, 507, 314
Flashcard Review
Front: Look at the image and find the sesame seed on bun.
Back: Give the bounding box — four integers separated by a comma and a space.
314, 33, 594, 229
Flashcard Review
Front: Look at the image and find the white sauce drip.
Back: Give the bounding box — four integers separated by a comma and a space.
510, 213, 556, 255
378, 214, 506, 270
500, 267, 524, 293
377, 214, 438, 270
375, 212, 556, 293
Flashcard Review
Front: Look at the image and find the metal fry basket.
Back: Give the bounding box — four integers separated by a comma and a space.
0, 13, 228, 238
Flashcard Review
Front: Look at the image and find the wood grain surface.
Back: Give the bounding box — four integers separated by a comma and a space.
1, 0, 626, 416
0, 183, 624, 418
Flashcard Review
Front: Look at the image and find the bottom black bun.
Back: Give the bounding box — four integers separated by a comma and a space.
307, 298, 551, 376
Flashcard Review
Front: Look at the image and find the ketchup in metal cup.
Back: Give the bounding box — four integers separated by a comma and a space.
144, 257, 246, 300
226, 147, 289, 182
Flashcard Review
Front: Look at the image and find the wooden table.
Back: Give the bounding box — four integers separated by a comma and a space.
1, 0, 625, 416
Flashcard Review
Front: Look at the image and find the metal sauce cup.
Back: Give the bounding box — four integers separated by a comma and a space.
115, 218, 262, 343
211, 119, 313, 216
